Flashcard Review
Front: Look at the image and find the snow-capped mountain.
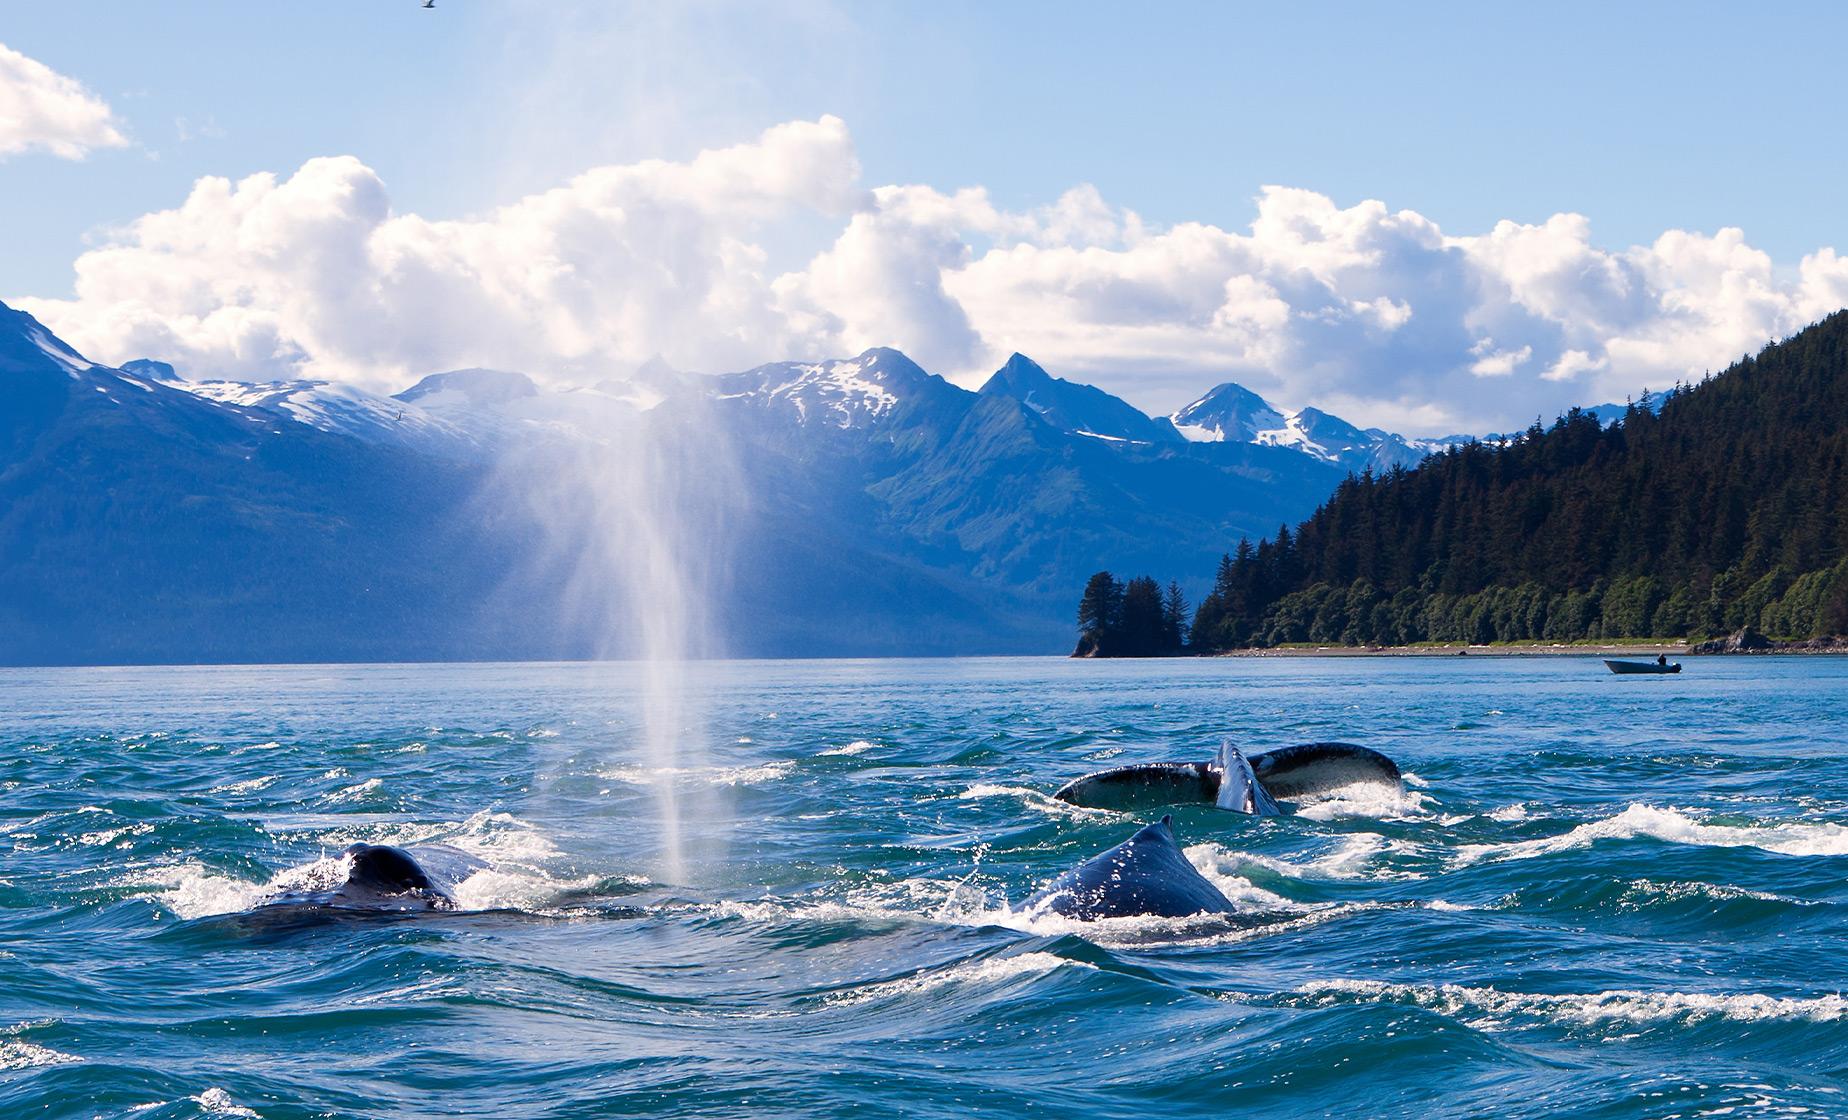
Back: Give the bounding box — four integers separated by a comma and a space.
712, 348, 958, 431
159, 368, 474, 455
1169, 382, 1465, 472
15, 294, 1644, 664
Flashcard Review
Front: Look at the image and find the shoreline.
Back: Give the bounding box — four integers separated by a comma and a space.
1212, 641, 1847, 657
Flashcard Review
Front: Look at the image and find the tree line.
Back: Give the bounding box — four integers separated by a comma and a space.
1074, 573, 1190, 656
1077, 310, 1848, 652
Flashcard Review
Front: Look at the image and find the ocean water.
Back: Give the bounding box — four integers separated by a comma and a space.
4, 656, 1848, 1119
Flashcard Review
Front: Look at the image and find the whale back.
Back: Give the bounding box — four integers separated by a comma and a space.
345, 844, 436, 894
246, 842, 486, 919
1026, 815, 1236, 920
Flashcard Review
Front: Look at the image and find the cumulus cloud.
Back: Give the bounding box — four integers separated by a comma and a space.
0, 42, 127, 159
21, 117, 863, 387
17, 114, 1848, 432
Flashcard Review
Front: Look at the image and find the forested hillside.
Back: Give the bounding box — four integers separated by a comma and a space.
1180, 312, 1848, 648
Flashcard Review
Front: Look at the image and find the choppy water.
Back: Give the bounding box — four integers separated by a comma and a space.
5, 656, 1848, 1118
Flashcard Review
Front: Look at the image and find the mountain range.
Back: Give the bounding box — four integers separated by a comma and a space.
0, 299, 1599, 663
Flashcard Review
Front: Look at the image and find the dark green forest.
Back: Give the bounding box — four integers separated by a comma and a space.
1082, 311, 1848, 651
1073, 573, 1189, 656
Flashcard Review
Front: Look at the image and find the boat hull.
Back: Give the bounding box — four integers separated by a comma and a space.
1604, 659, 1681, 674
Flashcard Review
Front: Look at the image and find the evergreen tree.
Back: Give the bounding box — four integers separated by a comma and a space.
1118, 576, 1166, 656
1094, 310, 1848, 648
1162, 580, 1189, 652
1074, 571, 1123, 656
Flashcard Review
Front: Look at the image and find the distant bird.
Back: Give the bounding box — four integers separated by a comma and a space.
423, 0, 434, 7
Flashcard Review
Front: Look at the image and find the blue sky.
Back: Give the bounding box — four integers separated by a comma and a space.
7, 2, 1848, 431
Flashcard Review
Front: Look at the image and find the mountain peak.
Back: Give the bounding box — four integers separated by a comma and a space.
0, 301, 95, 378
716, 348, 948, 430
1170, 382, 1285, 443
979, 355, 1178, 444
394, 368, 540, 408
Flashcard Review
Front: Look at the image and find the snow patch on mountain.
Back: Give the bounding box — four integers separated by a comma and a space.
716, 348, 929, 430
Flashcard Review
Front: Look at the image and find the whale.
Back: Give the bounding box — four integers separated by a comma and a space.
1053, 740, 1400, 814
1024, 815, 1236, 920
250, 842, 486, 917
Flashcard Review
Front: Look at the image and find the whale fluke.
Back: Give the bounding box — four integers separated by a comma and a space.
1053, 742, 1400, 813
1248, 742, 1400, 799
1025, 815, 1236, 920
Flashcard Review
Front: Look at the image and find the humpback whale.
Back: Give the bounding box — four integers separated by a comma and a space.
1054, 740, 1400, 814
253, 842, 486, 916
1025, 815, 1235, 920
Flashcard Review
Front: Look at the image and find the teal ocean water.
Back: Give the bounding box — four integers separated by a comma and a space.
5, 656, 1848, 1118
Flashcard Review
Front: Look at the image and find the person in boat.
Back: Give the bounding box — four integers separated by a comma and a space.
1657, 654, 1668, 667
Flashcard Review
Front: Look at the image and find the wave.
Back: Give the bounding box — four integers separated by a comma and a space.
138, 811, 605, 919
595, 760, 795, 787
1457, 804, 1848, 865
195, 1087, 263, 1117
825, 951, 1094, 1006
1190, 834, 1424, 883
1292, 783, 1432, 822
0, 1037, 80, 1073
1280, 978, 1848, 1028
955, 783, 1112, 819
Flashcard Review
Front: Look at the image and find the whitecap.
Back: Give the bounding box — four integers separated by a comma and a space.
321, 778, 384, 803
818, 740, 876, 757
0, 1038, 80, 1072
210, 775, 278, 795
1293, 782, 1431, 821
1457, 804, 1848, 865
1288, 978, 1848, 1027
196, 1087, 261, 1117
594, 760, 794, 787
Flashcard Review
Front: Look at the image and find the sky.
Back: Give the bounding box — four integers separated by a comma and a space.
6, 1, 1848, 434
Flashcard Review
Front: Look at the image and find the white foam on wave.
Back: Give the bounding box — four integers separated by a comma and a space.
0, 1036, 80, 1072
1292, 782, 1431, 822
1457, 804, 1848, 865
826, 952, 1092, 1006
143, 811, 607, 918
595, 760, 795, 787
818, 740, 877, 757
210, 775, 278, 795
1287, 978, 1848, 1028
77, 823, 154, 847
195, 1087, 261, 1117
321, 777, 384, 804
1191, 834, 1423, 883
1616, 878, 1794, 908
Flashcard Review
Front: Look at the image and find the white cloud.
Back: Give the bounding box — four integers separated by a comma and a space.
20, 117, 863, 387
0, 42, 127, 159
16, 115, 1848, 432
